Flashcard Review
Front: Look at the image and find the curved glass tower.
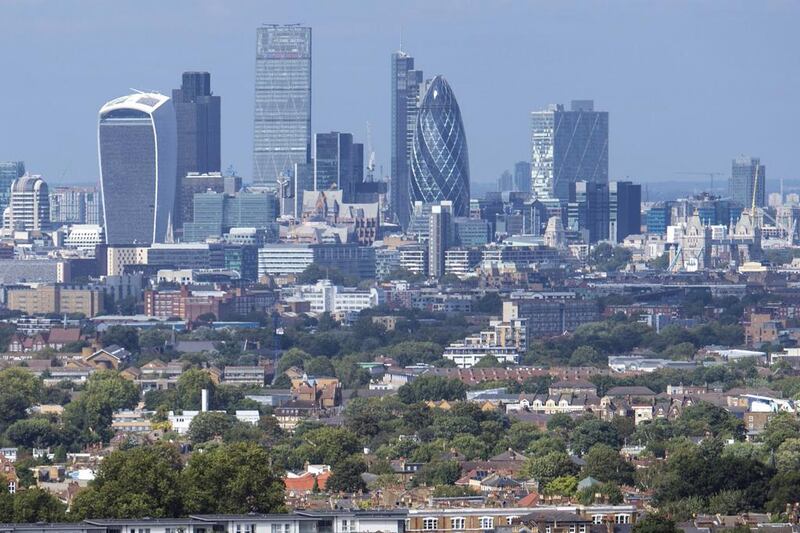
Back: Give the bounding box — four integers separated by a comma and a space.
98, 93, 177, 245
410, 75, 470, 217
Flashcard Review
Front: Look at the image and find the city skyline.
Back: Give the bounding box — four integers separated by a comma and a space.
0, 1, 798, 189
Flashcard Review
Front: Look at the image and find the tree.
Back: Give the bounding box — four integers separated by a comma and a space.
473, 293, 502, 314
776, 437, 800, 472
62, 371, 138, 444
11, 487, 66, 523
305, 356, 336, 377
544, 475, 578, 497
5, 418, 60, 448
570, 346, 601, 366
472, 355, 505, 368
100, 325, 140, 353
570, 418, 621, 454
414, 460, 461, 486
182, 442, 285, 514
590, 243, 632, 272
762, 412, 800, 451
0, 368, 42, 429
187, 412, 235, 444
326, 456, 368, 493
176, 368, 215, 410
294, 427, 362, 467
71, 444, 184, 519
521, 451, 578, 486
583, 444, 635, 485
398, 376, 466, 403
632, 515, 679, 533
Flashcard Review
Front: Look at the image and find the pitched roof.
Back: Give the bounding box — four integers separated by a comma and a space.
605, 386, 656, 397
47, 328, 81, 344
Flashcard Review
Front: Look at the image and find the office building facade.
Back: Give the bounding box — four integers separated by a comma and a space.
2, 175, 50, 232
608, 181, 641, 243
314, 132, 362, 201
172, 71, 221, 227
0, 161, 25, 215
514, 161, 531, 193
183, 190, 277, 242
428, 201, 453, 278
253, 25, 312, 187
410, 76, 470, 218
531, 100, 608, 203
730, 156, 766, 209
568, 181, 609, 243
98, 92, 177, 245
390, 51, 424, 229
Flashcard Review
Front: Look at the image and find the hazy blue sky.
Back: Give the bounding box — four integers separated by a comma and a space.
1, 0, 798, 189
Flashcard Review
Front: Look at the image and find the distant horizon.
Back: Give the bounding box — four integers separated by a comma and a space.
1, 1, 798, 187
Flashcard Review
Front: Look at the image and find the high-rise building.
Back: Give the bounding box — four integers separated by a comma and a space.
49, 186, 102, 225
0, 161, 25, 215
2, 175, 50, 232
730, 156, 766, 209
410, 76, 470, 218
531, 100, 609, 203
390, 51, 424, 229
608, 181, 642, 243
313, 132, 363, 201
183, 189, 277, 242
253, 24, 312, 188
568, 181, 609, 243
172, 71, 221, 227
428, 201, 453, 279
180, 172, 242, 226
98, 92, 177, 245
498, 170, 514, 192
514, 161, 531, 193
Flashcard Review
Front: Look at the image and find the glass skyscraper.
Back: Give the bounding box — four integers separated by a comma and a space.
172, 71, 221, 228
730, 156, 766, 209
531, 100, 608, 203
410, 76, 470, 218
253, 24, 311, 188
98, 92, 177, 245
390, 51, 424, 229
313, 132, 363, 201
0, 161, 25, 216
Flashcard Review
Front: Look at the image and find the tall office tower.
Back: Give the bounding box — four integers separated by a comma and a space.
98, 92, 177, 245
50, 187, 88, 224
253, 24, 312, 188
84, 188, 103, 225
428, 201, 453, 278
181, 172, 242, 226
531, 100, 609, 203
292, 161, 314, 218
0, 161, 25, 215
730, 156, 766, 209
2, 175, 50, 232
568, 180, 609, 243
313, 132, 361, 201
514, 161, 531, 193
390, 51, 424, 229
172, 71, 221, 227
498, 170, 514, 192
410, 76, 470, 218
608, 181, 642, 243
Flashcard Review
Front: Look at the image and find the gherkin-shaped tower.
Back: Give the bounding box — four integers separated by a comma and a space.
410, 76, 470, 217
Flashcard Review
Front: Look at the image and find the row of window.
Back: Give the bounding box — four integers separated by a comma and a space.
417, 514, 631, 530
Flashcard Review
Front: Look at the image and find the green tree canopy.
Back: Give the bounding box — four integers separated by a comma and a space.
182, 442, 285, 514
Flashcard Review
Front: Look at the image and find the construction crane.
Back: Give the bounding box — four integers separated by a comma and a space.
676, 172, 725, 195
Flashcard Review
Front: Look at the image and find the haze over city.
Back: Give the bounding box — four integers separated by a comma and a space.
1, 0, 798, 187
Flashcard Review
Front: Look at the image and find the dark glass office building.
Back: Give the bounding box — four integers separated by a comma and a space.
98, 93, 177, 245
390, 51, 424, 229
172, 71, 221, 228
609, 181, 641, 243
410, 76, 470, 218
313, 132, 363, 201
531, 100, 608, 203
568, 180, 609, 243
0, 161, 25, 215
253, 25, 312, 188
514, 161, 531, 193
